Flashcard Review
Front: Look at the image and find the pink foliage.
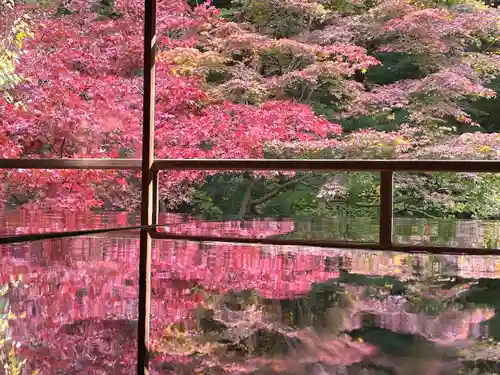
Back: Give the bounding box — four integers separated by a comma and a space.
0, 0, 343, 211
1, 0, 499, 212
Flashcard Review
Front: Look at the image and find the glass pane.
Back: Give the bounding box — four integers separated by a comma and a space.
153, 0, 500, 250
393, 172, 500, 249
157, 170, 379, 243
0, 169, 141, 232
1, 0, 143, 159
149, 241, 500, 375
0, 233, 139, 374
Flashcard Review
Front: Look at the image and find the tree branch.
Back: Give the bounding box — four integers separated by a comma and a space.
238, 178, 254, 218
11, 194, 23, 206
404, 207, 438, 219
326, 196, 418, 208
249, 175, 309, 209
60, 137, 66, 158
300, 181, 322, 189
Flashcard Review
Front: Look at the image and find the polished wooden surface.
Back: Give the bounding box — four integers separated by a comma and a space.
150, 232, 500, 255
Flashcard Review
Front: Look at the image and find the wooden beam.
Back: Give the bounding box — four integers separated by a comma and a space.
151, 159, 500, 173
137, 0, 156, 371
151, 170, 159, 230
1, 158, 499, 173
379, 171, 393, 247
0, 158, 141, 169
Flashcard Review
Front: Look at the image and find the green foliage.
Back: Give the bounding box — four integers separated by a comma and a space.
273, 280, 351, 331
286, 74, 355, 115
259, 178, 326, 218
182, 173, 328, 219
405, 295, 448, 316
0, 279, 29, 375
463, 79, 500, 133
185, 168, 500, 222
53, 5, 74, 16
187, 174, 252, 218
0, 0, 32, 104
340, 273, 407, 298
462, 280, 500, 340
463, 280, 500, 307
351, 327, 442, 359
394, 172, 500, 219
316, 171, 500, 220
218, 7, 236, 19
259, 46, 313, 77
366, 53, 425, 84
94, 0, 122, 19
321, 0, 369, 14
190, 189, 224, 217
233, 0, 327, 38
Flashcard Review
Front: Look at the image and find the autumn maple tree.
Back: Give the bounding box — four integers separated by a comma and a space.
0, 0, 499, 216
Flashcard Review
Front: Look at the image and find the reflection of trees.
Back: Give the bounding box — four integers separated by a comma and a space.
150, 273, 495, 374
459, 339, 500, 375
150, 287, 376, 375
18, 318, 137, 374
2, 235, 343, 374
1, 215, 500, 374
